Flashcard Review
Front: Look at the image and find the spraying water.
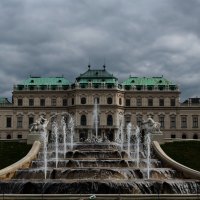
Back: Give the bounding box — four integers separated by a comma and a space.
61, 116, 67, 158
146, 132, 151, 179
39, 117, 49, 179
69, 117, 74, 150
52, 121, 59, 168
38, 113, 75, 178
93, 98, 99, 138
135, 126, 140, 168
120, 117, 124, 151
127, 123, 132, 158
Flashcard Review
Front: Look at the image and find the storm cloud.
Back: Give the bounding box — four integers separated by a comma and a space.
0, 0, 199, 100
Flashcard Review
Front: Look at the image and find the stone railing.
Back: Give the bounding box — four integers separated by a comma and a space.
0, 141, 41, 180
152, 141, 200, 180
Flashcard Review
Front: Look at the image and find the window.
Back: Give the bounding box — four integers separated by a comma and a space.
29, 117, 34, 127
193, 134, 198, 139
107, 97, 113, 104
136, 115, 143, 127
125, 115, 131, 126
158, 86, 164, 91
159, 116, 165, 128
80, 115, 87, 126
148, 98, 153, 106
7, 134, 11, 139
63, 99, 68, 106
147, 86, 153, 90
181, 116, 187, 128
159, 99, 164, 106
17, 134, 22, 139
40, 86, 46, 90
6, 117, 12, 128
170, 116, 176, 128
107, 84, 113, 89
29, 86, 34, 90
136, 98, 142, 106
182, 134, 187, 139
171, 134, 176, 139
125, 99, 131, 106
18, 99, 23, 106
119, 98, 122, 105
81, 97, 86, 104
170, 99, 176, 106
51, 85, 56, 90
72, 98, 74, 105
193, 116, 198, 128
17, 116, 23, 128
29, 99, 34, 106
94, 84, 99, 88
51, 99, 57, 106
94, 97, 100, 104
40, 99, 45, 106
107, 115, 113, 126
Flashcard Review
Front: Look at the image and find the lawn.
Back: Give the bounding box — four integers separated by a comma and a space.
0, 141, 32, 169
161, 141, 200, 172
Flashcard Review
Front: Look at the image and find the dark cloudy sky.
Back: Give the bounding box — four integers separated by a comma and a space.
0, 0, 199, 100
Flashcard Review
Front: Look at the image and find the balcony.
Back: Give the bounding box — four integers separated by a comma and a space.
13, 85, 70, 91
123, 85, 179, 92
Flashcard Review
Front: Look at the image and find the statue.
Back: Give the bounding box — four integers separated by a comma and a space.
142, 116, 161, 134
29, 115, 49, 133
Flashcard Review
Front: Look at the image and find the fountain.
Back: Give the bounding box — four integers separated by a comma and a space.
145, 132, 151, 179
135, 126, 140, 168
93, 98, 99, 139
126, 123, 132, 158
0, 112, 200, 195
61, 116, 67, 158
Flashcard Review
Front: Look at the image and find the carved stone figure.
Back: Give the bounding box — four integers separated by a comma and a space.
142, 116, 161, 134
29, 116, 48, 133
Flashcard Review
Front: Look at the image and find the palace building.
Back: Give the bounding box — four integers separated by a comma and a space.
0, 66, 199, 141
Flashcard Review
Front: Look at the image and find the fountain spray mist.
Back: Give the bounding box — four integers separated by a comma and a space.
146, 132, 151, 179
127, 123, 132, 158
69, 117, 74, 150
62, 116, 67, 158
120, 117, 124, 151
40, 117, 49, 179
52, 121, 59, 168
93, 98, 99, 138
135, 126, 140, 168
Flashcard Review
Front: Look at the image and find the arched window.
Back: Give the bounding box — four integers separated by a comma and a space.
171, 134, 176, 139
182, 133, 187, 139
107, 115, 113, 126
107, 97, 113, 104
81, 97, 86, 104
193, 134, 198, 139
94, 97, 99, 104
81, 115, 87, 126
7, 134, 11, 139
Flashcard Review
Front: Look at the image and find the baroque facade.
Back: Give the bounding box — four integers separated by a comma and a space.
0, 66, 199, 141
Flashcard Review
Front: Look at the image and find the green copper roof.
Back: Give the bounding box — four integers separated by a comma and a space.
20, 76, 70, 86
76, 67, 117, 84
122, 76, 175, 86
0, 97, 11, 104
